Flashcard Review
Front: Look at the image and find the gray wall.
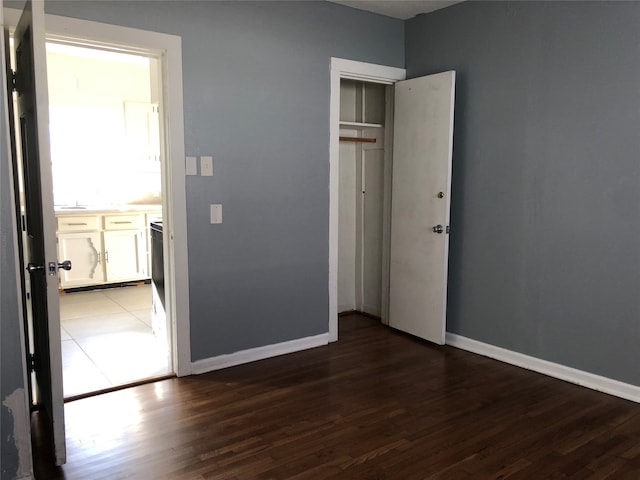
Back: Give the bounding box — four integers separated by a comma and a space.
406, 1, 640, 386
42, 1, 404, 360
39, 1, 404, 359
1, 1, 402, 474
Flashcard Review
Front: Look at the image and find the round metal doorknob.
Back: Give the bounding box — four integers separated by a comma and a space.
58, 260, 72, 271
433, 225, 444, 234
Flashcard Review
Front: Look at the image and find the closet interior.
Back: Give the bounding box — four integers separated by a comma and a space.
338, 79, 392, 320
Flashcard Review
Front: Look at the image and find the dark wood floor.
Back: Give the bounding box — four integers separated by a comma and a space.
34, 314, 640, 479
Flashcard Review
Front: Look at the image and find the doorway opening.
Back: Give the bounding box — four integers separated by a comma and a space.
337, 79, 392, 324
329, 58, 406, 342
5, 6, 190, 467
8, 34, 175, 401
47, 42, 173, 398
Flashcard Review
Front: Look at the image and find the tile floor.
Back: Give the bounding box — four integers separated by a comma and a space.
59, 284, 171, 397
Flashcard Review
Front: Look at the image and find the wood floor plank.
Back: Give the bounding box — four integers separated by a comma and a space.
33, 314, 640, 479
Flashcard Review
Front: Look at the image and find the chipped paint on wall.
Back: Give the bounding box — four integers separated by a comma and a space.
2, 389, 32, 478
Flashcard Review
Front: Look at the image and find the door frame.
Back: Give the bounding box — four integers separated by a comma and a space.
4, 8, 192, 376
328, 58, 405, 342
1, 5, 35, 477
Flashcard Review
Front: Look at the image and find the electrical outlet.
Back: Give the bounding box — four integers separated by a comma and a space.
210, 204, 222, 224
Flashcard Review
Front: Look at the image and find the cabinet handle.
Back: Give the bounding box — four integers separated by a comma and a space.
111, 221, 132, 225
66, 222, 87, 226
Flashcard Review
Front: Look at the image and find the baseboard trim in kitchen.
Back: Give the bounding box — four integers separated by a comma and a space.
191, 333, 329, 375
446, 333, 640, 404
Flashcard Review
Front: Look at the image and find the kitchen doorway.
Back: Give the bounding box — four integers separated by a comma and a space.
5, 7, 190, 466
45, 42, 172, 398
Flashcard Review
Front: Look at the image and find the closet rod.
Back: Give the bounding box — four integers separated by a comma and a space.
339, 136, 376, 143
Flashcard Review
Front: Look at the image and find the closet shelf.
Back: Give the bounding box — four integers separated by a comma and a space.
339, 121, 384, 129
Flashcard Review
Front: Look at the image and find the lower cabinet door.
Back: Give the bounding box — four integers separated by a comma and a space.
57, 232, 105, 288
103, 230, 147, 282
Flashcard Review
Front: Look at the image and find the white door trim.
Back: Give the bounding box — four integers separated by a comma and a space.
4, 8, 192, 376
329, 58, 405, 342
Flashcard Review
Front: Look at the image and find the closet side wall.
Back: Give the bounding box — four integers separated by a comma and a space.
338, 135, 358, 312
361, 127, 384, 316
338, 81, 359, 312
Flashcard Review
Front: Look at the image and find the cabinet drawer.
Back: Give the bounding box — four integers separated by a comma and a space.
57, 215, 100, 232
103, 214, 144, 230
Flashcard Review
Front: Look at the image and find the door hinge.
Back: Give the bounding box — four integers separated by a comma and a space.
10, 70, 18, 93
446, 225, 450, 234
28, 353, 36, 372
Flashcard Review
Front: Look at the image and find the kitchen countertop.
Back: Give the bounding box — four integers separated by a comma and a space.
55, 204, 162, 215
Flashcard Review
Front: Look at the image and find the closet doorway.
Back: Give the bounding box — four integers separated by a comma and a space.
330, 58, 456, 346
337, 79, 390, 321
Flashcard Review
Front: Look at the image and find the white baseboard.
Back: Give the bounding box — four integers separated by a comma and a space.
338, 304, 355, 314
446, 333, 640, 404
191, 333, 329, 375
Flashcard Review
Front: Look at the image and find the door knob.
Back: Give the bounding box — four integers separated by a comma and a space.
433, 225, 444, 234
57, 260, 72, 271
27, 261, 72, 275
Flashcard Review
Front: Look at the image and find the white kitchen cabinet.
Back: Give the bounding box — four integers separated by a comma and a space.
57, 231, 105, 287
57, 214, 100, 232
103, 213, 145, 231
124, 101, 160, 162
56, 209, 157, 289
103, 230, 147, 282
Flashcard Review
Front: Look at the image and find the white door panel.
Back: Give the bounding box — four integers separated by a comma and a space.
389, 71, 455, 344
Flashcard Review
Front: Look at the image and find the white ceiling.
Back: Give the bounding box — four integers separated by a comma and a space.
329, 0, 463, 20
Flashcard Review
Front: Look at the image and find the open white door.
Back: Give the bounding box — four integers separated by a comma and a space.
388, 71, 455, 344
9, 0, 66, 464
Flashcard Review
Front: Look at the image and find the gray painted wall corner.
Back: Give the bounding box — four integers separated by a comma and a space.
406, 1, 640, 386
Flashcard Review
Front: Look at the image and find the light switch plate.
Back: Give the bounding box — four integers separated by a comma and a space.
201, 156, 213, 176
185, 156, 197, 176
210, 204, 222, 224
